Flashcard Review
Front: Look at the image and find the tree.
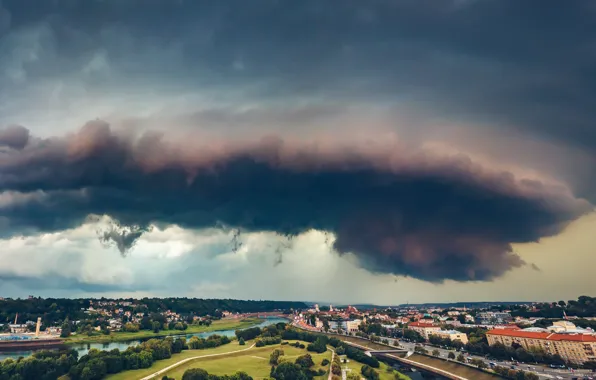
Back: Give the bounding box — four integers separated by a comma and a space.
182, 368, 210, 380
456, 354, 465, 363
361, 365, 380, 380
269, 348, 285, 365
347, 373, 360, 380
124, 322, 140, 332
321, 358, 330, 366
61, 318, 71, 338
152, 321, 161, 333
323, 319, 330, 332
295, 353, 314, 368
432, 349, 440, 357
271, 362, 308, 380
525, 373, 539, 380
238, 337, 245, 345
448, 352, 456, 360
82, 358, 107, 380
307, 337, 327, 353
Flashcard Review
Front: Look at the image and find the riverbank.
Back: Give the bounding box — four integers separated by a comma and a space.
62, 318, 261, 344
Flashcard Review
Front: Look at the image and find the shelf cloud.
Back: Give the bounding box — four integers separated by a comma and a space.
0, 121, 590, 282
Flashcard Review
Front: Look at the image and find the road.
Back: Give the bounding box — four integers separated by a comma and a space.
395, 340, 591, 380
139, 344, 256, 380
291, 318, 593, 380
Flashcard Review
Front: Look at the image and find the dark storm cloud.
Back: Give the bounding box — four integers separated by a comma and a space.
1, 0, 595, 154
0, 125, 29, 149
0, 122, 591, 282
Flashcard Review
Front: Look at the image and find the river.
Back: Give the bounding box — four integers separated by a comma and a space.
0, 317, 288, 361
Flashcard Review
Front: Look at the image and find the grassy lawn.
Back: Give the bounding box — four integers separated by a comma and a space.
339, 355, 410, 380
164, 341, 331, 380
105, 340, 251, 380
64, 318, 260, 344
407, 354, 500, 380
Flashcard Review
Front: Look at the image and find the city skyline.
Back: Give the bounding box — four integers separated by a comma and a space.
0, 0, 595, 303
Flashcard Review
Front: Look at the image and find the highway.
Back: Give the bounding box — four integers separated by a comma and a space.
291, 318, 594, 380
385, 338, 592, 380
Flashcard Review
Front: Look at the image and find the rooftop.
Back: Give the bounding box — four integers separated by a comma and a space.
487, 329, 596, 342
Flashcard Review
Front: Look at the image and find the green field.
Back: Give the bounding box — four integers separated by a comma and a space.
105, 341, 251, 380
164, 341, 331, 379
339, 355, 410, 380
64, 318, 260, 344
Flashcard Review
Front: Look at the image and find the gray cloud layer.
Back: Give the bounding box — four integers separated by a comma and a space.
0, 1, 595, 289
0, 122, 590, 282
1, 0, 595, 154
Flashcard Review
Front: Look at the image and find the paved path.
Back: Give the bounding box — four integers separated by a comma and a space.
139, 344, 256, 380
327, 348, 335, 380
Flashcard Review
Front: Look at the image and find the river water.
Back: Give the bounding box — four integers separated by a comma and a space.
0, 317, 287, 361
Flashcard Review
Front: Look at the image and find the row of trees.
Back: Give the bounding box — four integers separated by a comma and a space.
0, 336, 189, 380
187, 335, 230, 349
510, 296, 595, 319
492, 366, 539, 380
269, 352, 325, 380
0, 331, 237, 380
181, 369, 252, 380
0, 297, 306, 326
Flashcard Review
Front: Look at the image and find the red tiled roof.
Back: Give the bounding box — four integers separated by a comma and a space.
487, 329, 596, 342
409, 321, 439, 328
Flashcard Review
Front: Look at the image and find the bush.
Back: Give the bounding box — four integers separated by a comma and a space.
321, 358, 330, 366
270, 349, 285, 365
239, 337, 245, 345
256, 339, 265, 347
361, 365, 380, 380
295, 353, 314, 368
236, 327, 262, 341
307, 337, 327, 353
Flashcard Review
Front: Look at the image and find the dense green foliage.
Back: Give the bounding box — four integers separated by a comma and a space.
510, 296, 595, 318
235, 327, 262, 341
182, 368, 253, 380
0, 297, 306, 326
492, 366, 539, 379
280, 329, 380, 369
306, 337, 327, 353
187, 334, 230, 349
0, 333, 233, 380
361, 364, 380, 380
255, 337, 282, 347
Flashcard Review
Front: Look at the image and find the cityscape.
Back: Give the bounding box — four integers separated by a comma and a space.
0, 1, 595, 380
0, 296, 595, 379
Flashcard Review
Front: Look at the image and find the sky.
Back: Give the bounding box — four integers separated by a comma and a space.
0, 0, 594, 305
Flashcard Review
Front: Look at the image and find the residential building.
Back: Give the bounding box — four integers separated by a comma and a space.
475, 312, 513, 325
345, 319, 362, 333
548, 321, 593, 334
486, 329, 596, 364
8, 324, 28, 334
408, 321, 442, 340
430, 330, 469, 344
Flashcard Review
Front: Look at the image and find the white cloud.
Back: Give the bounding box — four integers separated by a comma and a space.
0, 212, 594, 304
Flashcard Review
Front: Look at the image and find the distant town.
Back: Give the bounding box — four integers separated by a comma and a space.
0, 296, 595, 380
